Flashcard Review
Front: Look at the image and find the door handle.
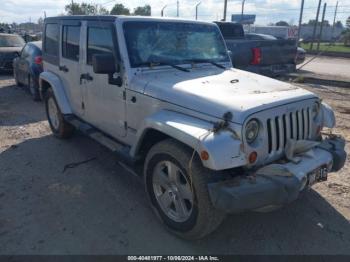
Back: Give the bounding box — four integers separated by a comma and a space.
80, 73, 93, 84
59, 65, 69, 72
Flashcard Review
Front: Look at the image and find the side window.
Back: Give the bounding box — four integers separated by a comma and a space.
62, 25, 80, 61
44, 23, 59, 56
87, 27, 114, 65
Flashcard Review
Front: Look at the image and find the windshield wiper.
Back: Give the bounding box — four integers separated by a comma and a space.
186, 59, 227, 69
138, 61, 190, 72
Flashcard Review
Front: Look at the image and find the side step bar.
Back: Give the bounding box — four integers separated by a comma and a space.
64, 115, 138, 165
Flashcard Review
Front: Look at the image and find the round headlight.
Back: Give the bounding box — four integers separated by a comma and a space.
245, 119, 259, 144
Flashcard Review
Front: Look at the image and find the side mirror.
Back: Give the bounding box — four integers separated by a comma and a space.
92, 54, 117, 74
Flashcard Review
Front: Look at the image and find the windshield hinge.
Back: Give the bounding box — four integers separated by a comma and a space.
123, 90, 126, 100
124, 121, 127, 130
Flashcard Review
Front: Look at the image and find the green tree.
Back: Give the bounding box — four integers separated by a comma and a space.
133, 5, 151, 16
110, 4, 130, 15
275, 21, 289, 26
98, 5, 109, 15
65, 2, 85, 15
65, 2, 108, 15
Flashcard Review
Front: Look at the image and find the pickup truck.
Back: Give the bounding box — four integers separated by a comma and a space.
39, 16, 346, 239
215, 22, 297, 77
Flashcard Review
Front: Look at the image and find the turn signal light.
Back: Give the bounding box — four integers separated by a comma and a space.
200, 150, 210, 161
249, 151, 258, 164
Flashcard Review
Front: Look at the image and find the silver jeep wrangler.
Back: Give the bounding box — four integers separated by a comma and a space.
39, 15, 346, 239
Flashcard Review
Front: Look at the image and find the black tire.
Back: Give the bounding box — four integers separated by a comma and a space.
144, 139, 225, 239
28, 75, 41, 101
45, 88, 74, 138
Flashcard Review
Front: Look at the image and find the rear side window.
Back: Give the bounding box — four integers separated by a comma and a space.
62, 25, 80, 61
21, 44, 30, 58
44, 23, 59, 56
87, 27, 114, 65
217, 23, 244, 38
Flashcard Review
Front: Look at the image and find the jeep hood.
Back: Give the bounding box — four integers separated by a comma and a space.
133, 67, 317, 124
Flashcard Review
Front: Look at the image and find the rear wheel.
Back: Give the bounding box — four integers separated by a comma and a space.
45, 88, 74, 138
144, 139, 225, 239
28, 75, 41, 101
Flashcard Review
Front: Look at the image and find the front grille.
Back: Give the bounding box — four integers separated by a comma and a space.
267, 107, 312, 155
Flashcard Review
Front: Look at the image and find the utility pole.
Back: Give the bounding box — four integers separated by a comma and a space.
44, 11, 47, 19
223, 0, 227, 21
177, 0, 179, 17
195, 2, 201, 20
331, 1, 339, 43
241, 0, 246, 22
317, 3, 327, 51
310, 0, 322, 50
296, 0, 305, 47
161, 5, 167, 17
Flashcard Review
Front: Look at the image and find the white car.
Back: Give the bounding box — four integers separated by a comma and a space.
39, 16, 346, 239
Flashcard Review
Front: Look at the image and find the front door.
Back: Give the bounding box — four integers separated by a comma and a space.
58, 21, 84, 117
80, 22, 126, 138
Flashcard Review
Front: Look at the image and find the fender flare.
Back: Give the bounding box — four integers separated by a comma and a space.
39, 71, 72, 114
131, 110, 246, 170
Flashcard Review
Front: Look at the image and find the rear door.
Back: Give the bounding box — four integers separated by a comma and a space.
58, 21, 84, 117
17, 44, 30, 83
80, 21, 126, 138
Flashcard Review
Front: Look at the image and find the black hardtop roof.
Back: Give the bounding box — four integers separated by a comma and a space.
44, 15, 119, 23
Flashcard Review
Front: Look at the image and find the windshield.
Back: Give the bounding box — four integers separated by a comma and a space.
0, 35, 25, 47
123, 21, 229, 67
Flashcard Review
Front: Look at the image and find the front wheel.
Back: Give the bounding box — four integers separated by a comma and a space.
45, 88, 74, 138
144, 139, 225, 239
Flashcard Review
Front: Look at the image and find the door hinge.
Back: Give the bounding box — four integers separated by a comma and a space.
124, 121, 127, 130
123, 90, 126, 100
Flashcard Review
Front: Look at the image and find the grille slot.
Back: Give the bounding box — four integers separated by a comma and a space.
267, 107, 312, 154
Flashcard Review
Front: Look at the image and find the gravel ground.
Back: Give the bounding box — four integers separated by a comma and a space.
0, 73, 349, 255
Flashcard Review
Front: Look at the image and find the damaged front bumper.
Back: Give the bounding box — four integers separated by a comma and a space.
208, 136, 347, 213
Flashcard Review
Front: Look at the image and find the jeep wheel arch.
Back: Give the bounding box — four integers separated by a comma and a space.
131, 110, 246, 171
39, 71, 72, 115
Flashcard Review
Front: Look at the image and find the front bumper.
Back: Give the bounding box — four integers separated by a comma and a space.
208, 136, 346, 213
0, 57, 15, 70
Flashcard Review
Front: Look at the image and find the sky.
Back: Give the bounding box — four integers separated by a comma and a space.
0, 0, 349, 26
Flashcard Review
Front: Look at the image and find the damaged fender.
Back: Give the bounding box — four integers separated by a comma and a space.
131, 110, 246, 170
39, 71, 72, 114
321, 102, 336, 128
